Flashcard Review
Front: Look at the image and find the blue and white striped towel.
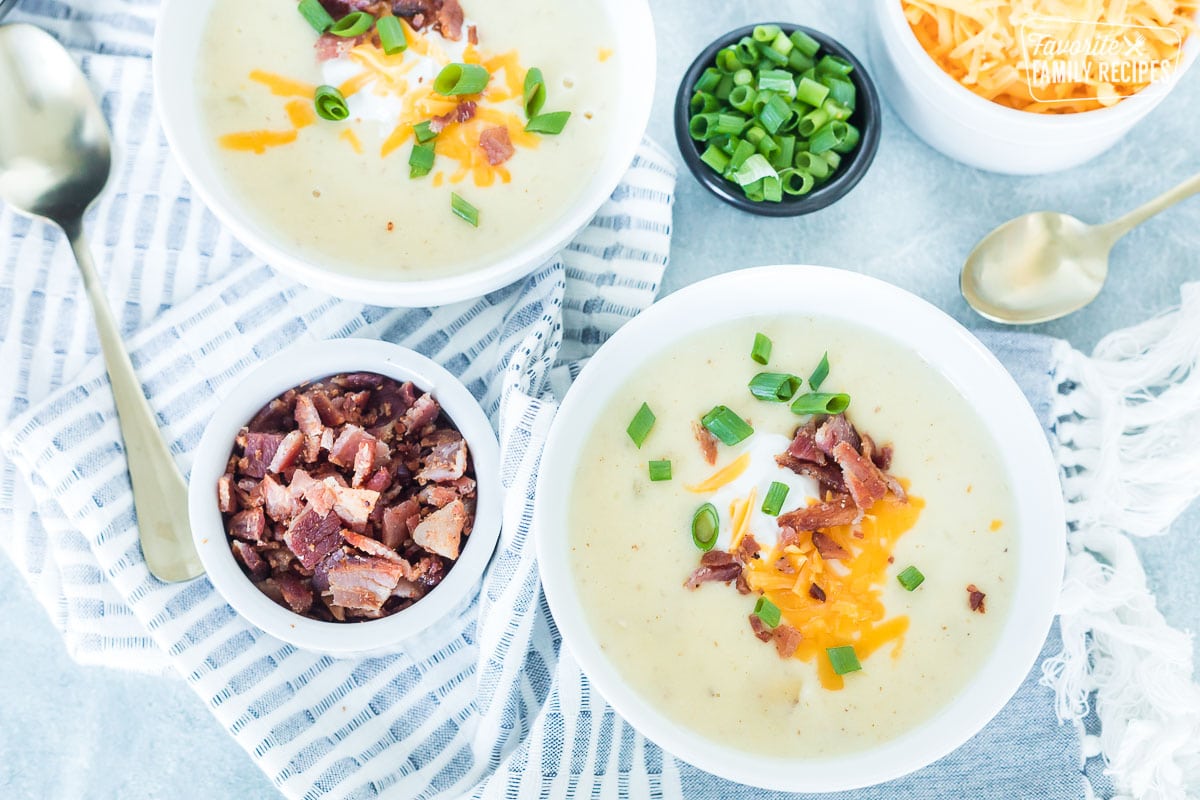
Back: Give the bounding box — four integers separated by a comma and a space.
0, 52, 684, 800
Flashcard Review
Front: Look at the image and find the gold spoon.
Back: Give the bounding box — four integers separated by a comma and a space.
961, 172, 1200, 325
0, 24, 203, 582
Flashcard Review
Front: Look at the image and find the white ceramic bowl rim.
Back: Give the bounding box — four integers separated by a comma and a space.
879, 0, 1198, 135
152, 0, 656, 308
534, 265, 1067, 793
187, 338, 502, 654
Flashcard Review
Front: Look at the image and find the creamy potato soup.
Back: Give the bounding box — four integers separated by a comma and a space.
198, 0, 619, 279
569, 317, 1018, 756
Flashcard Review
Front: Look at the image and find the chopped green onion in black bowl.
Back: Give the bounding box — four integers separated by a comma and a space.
674, 23, 881, 217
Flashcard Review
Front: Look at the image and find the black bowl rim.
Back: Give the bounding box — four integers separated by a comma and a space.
673, 22, 882, 218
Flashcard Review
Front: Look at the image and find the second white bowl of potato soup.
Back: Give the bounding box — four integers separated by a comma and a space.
534, 266, 1065, 791
154, 0, 655, 306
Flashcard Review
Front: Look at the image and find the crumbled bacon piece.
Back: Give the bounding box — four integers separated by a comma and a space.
283, 510, 343, 570
217, 474, 239, 514
239, 432, 283, 479
787, 419, 826, 464
275, 571, 314, 614
692, 421, 718, 466
748, 613, 773, 642
777, 494, 858, 532
267, 430, 305, 474
232, 541, 269, 581
814, 414, 861, 457
773, 624, 802, 658
327, 556, 407, 613
430, 101, 477, 134
735, 534, 760, 564
467, 24, 478, 45
808, 583, 827, 602
775, 452, 846, 495
412, 499, 467, 559
229, 508, 266, 543
478, 126, 514, 166
831, 441, 888, 516
685, 550, 742, 590
811, 531, 850, 561
967, 584, 987, 613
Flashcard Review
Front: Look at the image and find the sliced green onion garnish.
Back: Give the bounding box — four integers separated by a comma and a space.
822, 98, 853, 122
817, 54, 854, 76
692, 90, 720, 115
796, 76, 830, 107
408, 142, 435, 179
733, 153, 777, 186
809, 351, 830, 390
695, 67, 722, 93
648, 460, 672, 482
762, 482, 790, 516
434, 63, 491, 96
822, 75, 856, 107
753, 596, 782, 628
826, 645, 862, 675
795, 151, 830, 180
753, 24, 782, 43
376, 15, 407, 55
833, 123, 860, 154
762, 175, 782, 203
313, 85, 349, 122
734, 37, 759, 66
758, 68, 796, 98
525, 111, 571, 135
691, 503, 720, 552
791, 392, 850, 415
751, 332, 772, 364
523, 67, 547, 119
328, 10, 374, 38
701, 405, 754, 446
728, 85, 756, 114
809, 121, 848, 154
897, 566, 926, 591
450, 192, 479, 227
749, 372, 801, 402
700, 144, 731, 174
626, 402, 656, 448
759, 94, 794, 135
790, 29, 822, 58
413, 120, 437, 143
297, 0, 334, 33
779, 168, 815, 196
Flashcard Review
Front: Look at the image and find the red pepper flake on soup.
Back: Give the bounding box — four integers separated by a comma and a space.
217, 371, 476, 622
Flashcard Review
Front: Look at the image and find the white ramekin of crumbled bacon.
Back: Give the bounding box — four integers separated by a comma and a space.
188, 338, 501, 655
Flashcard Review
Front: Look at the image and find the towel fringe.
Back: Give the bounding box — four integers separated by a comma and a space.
1045, 283, 1200, 800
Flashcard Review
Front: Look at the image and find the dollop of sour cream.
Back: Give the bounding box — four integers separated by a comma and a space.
319, 21, 480, 135
708, 433, 820, 551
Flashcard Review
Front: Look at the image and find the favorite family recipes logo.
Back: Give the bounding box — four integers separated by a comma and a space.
1018, 16, 1183, 103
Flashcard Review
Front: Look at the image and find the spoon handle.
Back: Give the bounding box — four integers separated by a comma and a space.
64, 219, 204, 583
1101, 171, 1200, 243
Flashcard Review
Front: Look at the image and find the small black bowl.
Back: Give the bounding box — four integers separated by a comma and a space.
674, 23, 881, 217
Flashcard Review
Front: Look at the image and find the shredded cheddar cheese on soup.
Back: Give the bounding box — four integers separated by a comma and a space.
221, 20, 540, 187
902, 0, 1195, 112
745, 489, 925, 690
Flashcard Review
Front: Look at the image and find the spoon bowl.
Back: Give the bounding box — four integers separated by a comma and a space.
0, 23, 202, 582
961, 212, 1108, 325
0, 26, 111, 219
961, 172, 1200, 325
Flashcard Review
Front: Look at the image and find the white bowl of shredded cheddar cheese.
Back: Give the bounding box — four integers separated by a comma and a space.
869, 0, 1197, 174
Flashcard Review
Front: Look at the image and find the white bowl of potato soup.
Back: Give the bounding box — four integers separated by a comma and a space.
868, 0, 1197, 174
534, 265, 1065, 791
188, 338, 502, 656
154, 0, 655, 306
